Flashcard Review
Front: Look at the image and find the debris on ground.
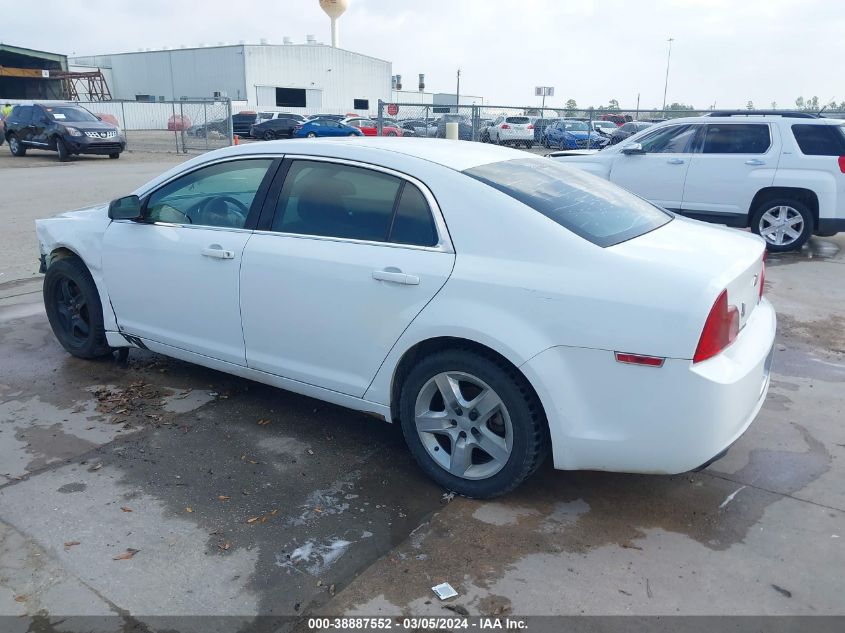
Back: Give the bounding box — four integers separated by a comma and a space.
120, 507, 133, 513
93, 382, 166, 427
64, 541, 81, 549
719, 486, 747, 509
432, 582, 458, 600
441, 491, 455, 503
620, 540, 643, 550
443, 604, 469, 616
14, 595, 26, 603
771, 584, 793, 598
113, 548, 140, 561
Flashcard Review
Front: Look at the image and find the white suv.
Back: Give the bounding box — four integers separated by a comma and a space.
551, 112, 845, 251
488, 116, 535, 149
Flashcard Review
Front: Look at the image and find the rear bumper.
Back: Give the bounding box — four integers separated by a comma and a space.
522, 298, 776, 474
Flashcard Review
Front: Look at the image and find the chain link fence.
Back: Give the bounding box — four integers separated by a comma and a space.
377, 101, 845, 152
76, 99, 234, 154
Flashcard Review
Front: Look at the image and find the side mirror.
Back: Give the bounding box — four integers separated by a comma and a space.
621, 143, 645, 155
108, 195, 142, 220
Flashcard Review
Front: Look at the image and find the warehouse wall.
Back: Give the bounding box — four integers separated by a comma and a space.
244, 45, 391, 115
80, 47, 248, 101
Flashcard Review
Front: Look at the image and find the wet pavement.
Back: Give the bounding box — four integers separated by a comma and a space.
1, 220, 844, 627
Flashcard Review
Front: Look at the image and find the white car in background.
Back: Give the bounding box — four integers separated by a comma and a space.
592, 120, 618, 135
488, 116, 535, 148
552, 112, 845, 251
36, 138, 774, 497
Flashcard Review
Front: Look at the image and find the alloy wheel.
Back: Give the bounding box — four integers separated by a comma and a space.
759, 205, 804, 247
55, 276, 90, 345
414, 371, 513, 480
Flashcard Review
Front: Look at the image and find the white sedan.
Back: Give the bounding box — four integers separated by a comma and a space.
35, 138, 775, 498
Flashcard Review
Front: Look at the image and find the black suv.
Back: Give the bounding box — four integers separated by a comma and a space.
4, 103, 126, 161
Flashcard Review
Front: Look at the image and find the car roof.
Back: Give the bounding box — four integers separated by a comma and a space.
652, 115, 843, 125
142, 138, 530, 184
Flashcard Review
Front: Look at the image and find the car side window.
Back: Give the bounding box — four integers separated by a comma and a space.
145, 159, 273, 228
701, 124, 770, 154
791, 124, 845, 156
271, 160, 439, 247
13, 105, 33, 123
638, 125, 698, 153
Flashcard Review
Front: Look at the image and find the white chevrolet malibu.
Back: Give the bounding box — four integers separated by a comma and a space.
35, 138, 775, 497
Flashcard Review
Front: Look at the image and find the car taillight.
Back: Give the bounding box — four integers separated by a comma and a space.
759, 252, 766, 301
527, 124, 534, 129
294, 125, 302, 131
693, 289, 740, 363
615, 352, 664, 367
501, 124, 510, 129
839, 156, 845, 173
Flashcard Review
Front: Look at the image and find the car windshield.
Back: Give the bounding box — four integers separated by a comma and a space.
564, 121, 589, 132
464, 158, 672, 247
44, 106, 99, 123
595, 121, 615, 129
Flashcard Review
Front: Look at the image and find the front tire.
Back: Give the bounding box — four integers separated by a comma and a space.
750, 198, 813, 252
109, 153, 120, 159
44, 256, 112, 359
263, 131, 275, 141
399, 349, 548, 498
56, 137, 70, 162
306, 132, 317, 138
9, 134, 26, 156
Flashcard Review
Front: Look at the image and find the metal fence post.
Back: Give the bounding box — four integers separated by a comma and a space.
120, 101, 128, 149
377, 100, 384, 136
424, 106, 430, 137
179, 101, 187, 154
203, 102, 209, 151
226, 99, 234, 146
587, 108, 594, 150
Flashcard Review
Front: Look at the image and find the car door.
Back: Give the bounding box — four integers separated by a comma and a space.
10, 105, 34, 145
607, 124, 700, 210
102, 157, 279, 365
681, 122, 777, 218
240, 157, 455, 397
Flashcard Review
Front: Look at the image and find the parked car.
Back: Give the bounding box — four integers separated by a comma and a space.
608, 121, 653, 145
293, 118, 363, 138
543, 119, 607, 150
435, 114, 473, 140
488, 116, 534, 148
264, 112, 307, 123
600, 113, 633, 126
232, 111, 262, 137
401, 119, 437, 138
187, 118, 229, 138
167, 115, 191, 131
592, 120, 618, 136
4, 103, 125, 161
550, 112, 845, 251
343, 117, 403, 136
251, 117, 301, 140
36, 139, 775, 498
308, 114, 346, 121
533, 118, 557, 143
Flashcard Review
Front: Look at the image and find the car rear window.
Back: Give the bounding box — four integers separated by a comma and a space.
792, 124, 845, 156
464, 158, 672, 247
505, 117, 529, 124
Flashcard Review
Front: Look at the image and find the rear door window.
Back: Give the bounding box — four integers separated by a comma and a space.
272, 160, 439, 246
700, 124, 771, 154
791, 124, 845, 155
464, 158, 672, 247
12, 105, 33, 123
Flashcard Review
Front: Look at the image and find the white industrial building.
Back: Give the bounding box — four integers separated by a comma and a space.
70, 40, 392, 115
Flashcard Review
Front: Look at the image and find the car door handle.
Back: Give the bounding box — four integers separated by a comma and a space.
745, 159, 765, 166
372, 268, 420, 285
666, 158, 685, 165
201, 245, 235, 259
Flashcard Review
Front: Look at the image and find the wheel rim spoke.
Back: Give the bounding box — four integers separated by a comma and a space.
474, 427, 510, 464
448, 438, 472, 477
415, 410, 452, 434
434, 373, 465, 410
466, 388, 502, 426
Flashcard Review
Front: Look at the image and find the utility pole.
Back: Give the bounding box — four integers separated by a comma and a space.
662, 37, 674, 114
456, 68, 461, 110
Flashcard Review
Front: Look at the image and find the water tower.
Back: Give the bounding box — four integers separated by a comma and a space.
319, 0, 349, 48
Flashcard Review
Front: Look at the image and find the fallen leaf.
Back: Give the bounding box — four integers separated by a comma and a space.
91, 463, 103, 471
14, 595, 27, 603
218, 495, 230, 501
261, 516, 268, 523
620, 540, 643, 551
113, 548, 140, 561
64, 541, 81, 548
314, 507, 323, 513
246, 517, 259, 524
247, 460, 258, 465
120, 507, 133, 513
219, 542, 231, 551
185, 507, 194, 513
257, 419, 271, 426
270, 509, 278, 516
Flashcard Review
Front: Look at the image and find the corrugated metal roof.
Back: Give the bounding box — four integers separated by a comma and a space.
0, 43, 68, 65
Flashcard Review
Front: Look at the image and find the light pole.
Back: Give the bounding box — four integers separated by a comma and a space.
662, 37, 674, 114
456, 68, 461, 110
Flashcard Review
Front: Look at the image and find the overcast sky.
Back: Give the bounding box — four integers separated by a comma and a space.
7, 0, 843, 110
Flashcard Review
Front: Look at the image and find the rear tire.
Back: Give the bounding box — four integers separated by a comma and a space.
56, 137, 70, 162
750, 198, 813, 252
399, 349, 548, 498
307, 132, 317, 138
44, 256, 113, 359
263, 131, 275, 141
9, 134, 26, 156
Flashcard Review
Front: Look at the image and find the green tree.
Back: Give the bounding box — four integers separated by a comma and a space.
770, 101, 777, 110
665, 102, 695, 118
795, 96, 804, 109
564, 98, 577, 116
746, 100, 755, 110
607, 99, 620, 110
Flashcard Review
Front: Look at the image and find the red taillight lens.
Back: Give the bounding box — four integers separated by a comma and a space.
615, 352, 665, 367
693, 289, 740, 363
527, 124, 534, 129
839, 156, 845, 173
501, 124, 510, 129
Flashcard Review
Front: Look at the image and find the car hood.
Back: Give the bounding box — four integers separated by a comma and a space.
65, 120, 119, 131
